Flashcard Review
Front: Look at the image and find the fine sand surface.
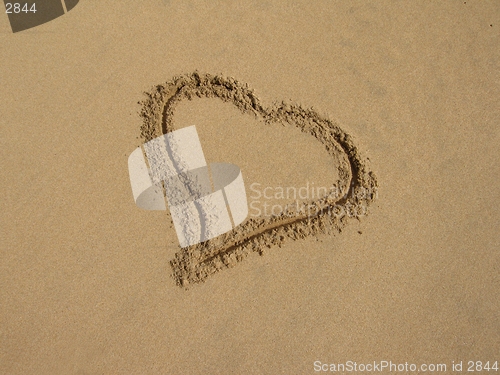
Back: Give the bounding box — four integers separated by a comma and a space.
1, 1, 499, 374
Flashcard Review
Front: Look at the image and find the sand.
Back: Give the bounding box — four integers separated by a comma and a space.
1, 1, 499, 374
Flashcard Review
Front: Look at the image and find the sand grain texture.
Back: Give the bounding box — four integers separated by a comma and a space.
1, 1, 498, 374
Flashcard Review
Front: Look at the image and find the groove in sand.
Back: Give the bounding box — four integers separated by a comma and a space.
138, 72, 378, 287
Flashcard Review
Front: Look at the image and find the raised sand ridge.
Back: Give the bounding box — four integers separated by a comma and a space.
139, 72, 378, 287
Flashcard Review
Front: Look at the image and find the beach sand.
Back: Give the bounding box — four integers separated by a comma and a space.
1, 1, 498, 373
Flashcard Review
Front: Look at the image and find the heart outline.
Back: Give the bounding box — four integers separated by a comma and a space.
138, 72, 378, 287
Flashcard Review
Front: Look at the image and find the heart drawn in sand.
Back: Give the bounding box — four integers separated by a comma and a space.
137, 72, 378, 287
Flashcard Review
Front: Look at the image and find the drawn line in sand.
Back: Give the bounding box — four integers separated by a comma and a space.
138, 72, 378, 287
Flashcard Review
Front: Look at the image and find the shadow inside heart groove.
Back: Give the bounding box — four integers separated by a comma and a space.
138, 72, 378, 287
